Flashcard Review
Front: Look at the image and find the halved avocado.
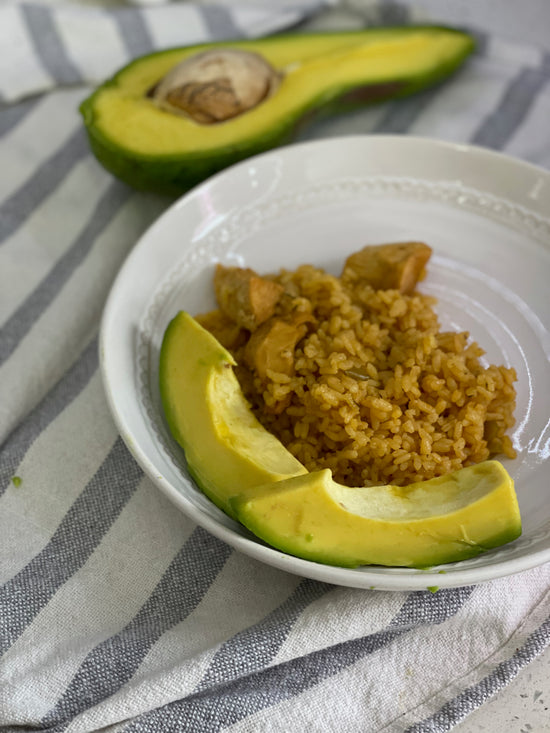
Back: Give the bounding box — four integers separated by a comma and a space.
81, 26, 475, 194
159, 312, 521, 568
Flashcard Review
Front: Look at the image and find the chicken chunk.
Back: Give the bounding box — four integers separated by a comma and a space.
342, 241, 432, 295
214, 264, 284, 331
244, 316, 308, 381
194, 308, 248, 352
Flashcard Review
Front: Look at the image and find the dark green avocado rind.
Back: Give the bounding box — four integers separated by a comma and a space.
80, 26, 475, 195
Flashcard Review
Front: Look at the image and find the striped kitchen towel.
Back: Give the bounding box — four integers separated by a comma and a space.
1, 2, 550, 732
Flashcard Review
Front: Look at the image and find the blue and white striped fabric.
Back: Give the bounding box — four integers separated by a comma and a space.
1, 2, 550, 731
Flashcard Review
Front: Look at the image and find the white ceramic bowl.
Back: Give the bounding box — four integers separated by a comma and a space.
100, 136, 550, 590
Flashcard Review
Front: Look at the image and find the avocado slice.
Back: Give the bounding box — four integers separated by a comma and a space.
232, 466, 522, 568
159, 311, 306, 518
159, 312, 521, 568
81, 26, 475, 194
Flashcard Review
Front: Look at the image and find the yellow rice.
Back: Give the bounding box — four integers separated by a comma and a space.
214, 263, 517, 487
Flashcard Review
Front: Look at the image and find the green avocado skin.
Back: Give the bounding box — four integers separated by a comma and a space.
82, 118, 294, 195
80, 27, 475, 195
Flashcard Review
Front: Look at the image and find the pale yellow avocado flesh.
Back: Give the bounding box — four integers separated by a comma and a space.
232, 465, 522, 568
92, 30, 471, 156
159, 312, 521, 567
159, 311, 306, 518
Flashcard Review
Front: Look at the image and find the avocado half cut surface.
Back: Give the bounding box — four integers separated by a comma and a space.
81, 26, 475, 194
159, 312, 522, 568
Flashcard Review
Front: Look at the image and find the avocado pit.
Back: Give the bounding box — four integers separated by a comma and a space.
150, 48, 281, 124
